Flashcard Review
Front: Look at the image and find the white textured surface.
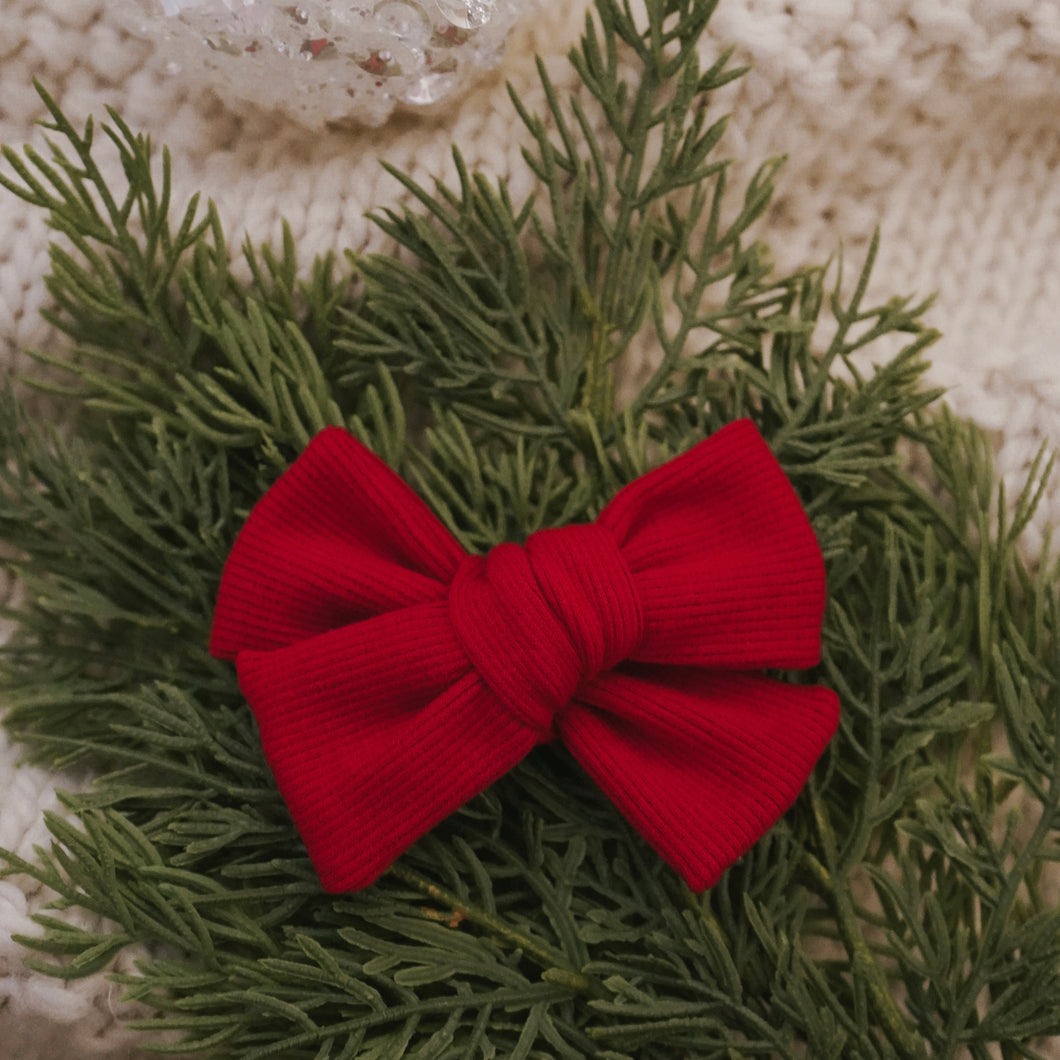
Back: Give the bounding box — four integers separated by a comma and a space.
1, 0, 1059, 1054
0, 723, 149, 1056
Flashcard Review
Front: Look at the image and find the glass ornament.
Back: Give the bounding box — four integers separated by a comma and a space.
117, 0, 532, 127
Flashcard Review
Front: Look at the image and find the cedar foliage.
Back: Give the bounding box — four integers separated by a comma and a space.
1, 0, 1059, 1055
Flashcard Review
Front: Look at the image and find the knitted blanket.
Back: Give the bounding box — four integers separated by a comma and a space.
1, 1, 1059, 1055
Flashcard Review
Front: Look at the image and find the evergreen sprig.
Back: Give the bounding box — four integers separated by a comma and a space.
2, 0, 1058, 1055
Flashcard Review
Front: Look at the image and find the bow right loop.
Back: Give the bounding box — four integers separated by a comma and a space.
599, 419, 828, 670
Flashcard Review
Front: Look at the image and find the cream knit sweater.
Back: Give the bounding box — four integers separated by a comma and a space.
1, 1, 1059, 1055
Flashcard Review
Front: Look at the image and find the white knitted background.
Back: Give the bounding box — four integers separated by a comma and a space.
1, 0, 1059, 1055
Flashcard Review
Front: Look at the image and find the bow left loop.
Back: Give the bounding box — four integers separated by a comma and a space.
210, 428, 465, 659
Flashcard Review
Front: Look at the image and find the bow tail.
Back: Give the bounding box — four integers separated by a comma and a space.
561, 669, 840, 891
234, 605, 540, 892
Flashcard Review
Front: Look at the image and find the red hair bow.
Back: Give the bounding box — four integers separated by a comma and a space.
211, 419, 840, 893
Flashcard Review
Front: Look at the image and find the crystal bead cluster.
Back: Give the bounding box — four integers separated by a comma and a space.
118, 0, 531, 126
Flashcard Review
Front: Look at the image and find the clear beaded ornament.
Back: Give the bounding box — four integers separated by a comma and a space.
118, 0, 532, 127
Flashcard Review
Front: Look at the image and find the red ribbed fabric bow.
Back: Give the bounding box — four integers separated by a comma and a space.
211, 419, 840, 893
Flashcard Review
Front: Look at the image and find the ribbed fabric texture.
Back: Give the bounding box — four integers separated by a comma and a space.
211, 419, 840, 893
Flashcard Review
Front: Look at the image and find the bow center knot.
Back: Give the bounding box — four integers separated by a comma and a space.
447, 524, 643, 736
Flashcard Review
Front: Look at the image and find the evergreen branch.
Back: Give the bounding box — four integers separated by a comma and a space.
385, 864, 593, 992
0, 0, 1058, 1056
